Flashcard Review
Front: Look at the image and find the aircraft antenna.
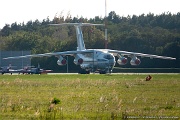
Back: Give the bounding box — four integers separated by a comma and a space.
105, 0, 108, 49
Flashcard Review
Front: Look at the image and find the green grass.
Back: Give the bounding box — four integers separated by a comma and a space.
0, 74, 180, 119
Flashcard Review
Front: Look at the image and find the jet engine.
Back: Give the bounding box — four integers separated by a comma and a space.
117, 54, 128, 65
130, 56, 141, 66
57, 55, 67, 66
117, 57, 128, 65
74, 56, 83, 65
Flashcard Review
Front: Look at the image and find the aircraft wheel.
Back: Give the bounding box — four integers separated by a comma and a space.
78, 70, 90, 74
99, 71, 106, 74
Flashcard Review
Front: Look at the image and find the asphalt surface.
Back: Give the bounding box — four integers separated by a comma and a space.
1, 72, 179, 75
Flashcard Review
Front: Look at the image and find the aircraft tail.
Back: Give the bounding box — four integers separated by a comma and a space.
50, 23, 104, 51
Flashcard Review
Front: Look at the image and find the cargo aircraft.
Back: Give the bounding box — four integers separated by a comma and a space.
4, 23, 176, 74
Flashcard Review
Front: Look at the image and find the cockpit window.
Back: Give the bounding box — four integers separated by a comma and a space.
103, 54, 114, 59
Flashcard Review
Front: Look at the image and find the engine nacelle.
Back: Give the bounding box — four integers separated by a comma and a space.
130, 57, 141, 66
74, 57, 83, 65
57, 56, 67, 66
117, 57, 128, 65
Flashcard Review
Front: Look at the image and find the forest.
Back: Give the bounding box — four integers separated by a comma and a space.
0, 11, 180, 72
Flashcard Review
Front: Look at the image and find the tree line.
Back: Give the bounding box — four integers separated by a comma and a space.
0, 11, 179, 72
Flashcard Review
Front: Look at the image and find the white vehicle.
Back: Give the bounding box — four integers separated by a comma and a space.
4, 23, 176, 74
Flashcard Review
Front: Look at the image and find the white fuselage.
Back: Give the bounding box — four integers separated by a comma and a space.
76, 49, 116, 72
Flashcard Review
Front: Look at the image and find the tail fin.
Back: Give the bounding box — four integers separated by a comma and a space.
50, 23, 104, 51
75, 25, 85, 51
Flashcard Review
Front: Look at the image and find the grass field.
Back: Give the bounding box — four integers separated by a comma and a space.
0, 74, 179, 119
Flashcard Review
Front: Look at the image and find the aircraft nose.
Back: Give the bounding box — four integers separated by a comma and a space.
106, 59, 116, 67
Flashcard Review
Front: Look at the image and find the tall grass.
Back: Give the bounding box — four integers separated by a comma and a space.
0, 74, 179, 119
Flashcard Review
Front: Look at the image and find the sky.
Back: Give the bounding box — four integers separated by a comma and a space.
0, 0, 180, 29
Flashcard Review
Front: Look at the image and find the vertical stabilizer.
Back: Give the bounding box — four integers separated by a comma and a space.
49, 23, 104, 51
75, 25, 86, 51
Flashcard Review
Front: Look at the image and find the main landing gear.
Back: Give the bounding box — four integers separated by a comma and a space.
99, 71, 106, 74
78, 69, 90, 74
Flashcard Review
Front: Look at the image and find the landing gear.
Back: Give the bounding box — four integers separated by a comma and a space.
99, 69, 112, 74
99, 71, 106, 74
78, 69, 90, 74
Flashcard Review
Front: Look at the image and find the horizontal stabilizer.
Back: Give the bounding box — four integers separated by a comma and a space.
49, 23, 104, 27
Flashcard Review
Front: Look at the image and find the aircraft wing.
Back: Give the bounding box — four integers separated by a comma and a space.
3, 50, 94, 59
108, 49, 176, 60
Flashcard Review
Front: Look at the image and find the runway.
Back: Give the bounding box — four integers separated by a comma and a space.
47, 73, 180, 75
1, 72, 179, 75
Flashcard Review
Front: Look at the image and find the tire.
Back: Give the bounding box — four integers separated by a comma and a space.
78, 69, 90, 74
99, 71, 106, 74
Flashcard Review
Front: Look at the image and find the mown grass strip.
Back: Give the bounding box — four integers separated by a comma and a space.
0, 74, 179, 119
